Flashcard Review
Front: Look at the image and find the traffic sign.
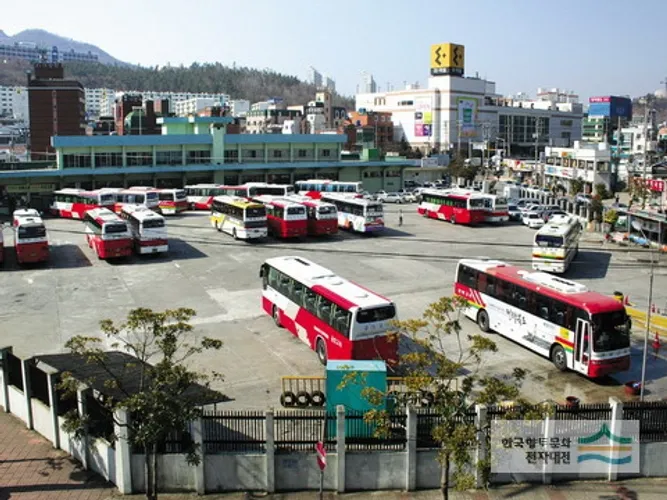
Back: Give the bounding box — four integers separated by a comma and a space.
315, 441, 327, 471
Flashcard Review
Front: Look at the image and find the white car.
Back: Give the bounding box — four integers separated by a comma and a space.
522, 211, 545, 229
378, 192, 406, 204
399, 191, 417, 203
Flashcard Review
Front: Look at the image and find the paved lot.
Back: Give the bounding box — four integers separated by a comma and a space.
0, 410, 117, 499
1, 205, 666, 408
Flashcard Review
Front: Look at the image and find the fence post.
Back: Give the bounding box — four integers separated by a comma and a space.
77, 387, 90, 470
336, 405, 346, 493
608, 397, 623, 482
265, 409, 275, 493
114, 408, 132, 494
191, 417, 205, 494
46, 372, 60, 449
475, 404, 488, 488
542, 415, 554, 485
0, 347, 11, 413
21, 358, 33, 430
406, 406, 417, 491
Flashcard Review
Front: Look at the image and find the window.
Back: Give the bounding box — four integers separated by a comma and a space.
156, 151, 182, 166
315, 295, 333, 324
298, 149, 307, 158
126, 152, 152, 166
224, 150, 239, 162
94, 152, 123, 167
63, 154, 92, 168
356, 305, 396, 323
303, 288, 318, 315
331, 304, 351, 337
273, 150, 283, 158
386, 170, 401, 177
457, 265, 478, 289
321, 149, 331, 157
187, 150, 210, 164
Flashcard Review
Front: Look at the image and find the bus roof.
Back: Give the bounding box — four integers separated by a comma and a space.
265, 256, 392, 310
14, 215, 45, 228
535, 216, 578, 238
185, 183, 219, 188
54, 188, 86, 195
13, 208, 40, 219
213, 195, 263, 209
284, 195, 335, 207
458, 258, 623, 315
420, 188, 471, 200
321, 194, 382, 207
253, 195, 304, 208
121, 204, 165, 221
296, 179, 360, 185
126, 186, 158, 191
85, 207, 125, 225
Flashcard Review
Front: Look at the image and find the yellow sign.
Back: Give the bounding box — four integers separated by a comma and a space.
430, 43, 465, 72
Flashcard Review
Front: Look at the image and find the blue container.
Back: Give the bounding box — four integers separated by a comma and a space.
325, 360, 387, 438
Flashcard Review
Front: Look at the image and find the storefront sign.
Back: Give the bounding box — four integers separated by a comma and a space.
6, 183, 56, 193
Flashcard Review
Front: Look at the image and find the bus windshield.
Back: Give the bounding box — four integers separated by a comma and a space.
146, 192, 159, 202
246, 206, 266, 219
366, 204, 383, 217
174, 190, 186, 200
158, 192, 175, 201
496, 197, 508, 206
18, 225, 46, 239
535, 235, 564, 247
100, 194, 115, 204
142, 219, 165, 229
104, 223, 128, 234
357, 305, 396, 323
591, 310, 631, 352
318, 206, 335, 216
287, 206, 306, 216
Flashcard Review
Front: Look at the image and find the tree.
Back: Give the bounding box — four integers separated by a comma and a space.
344, 296, 531, 500
59, 308, 223, 500
570, 178, 584, 196
447, 157, 479, 183
595, 183, 610, 200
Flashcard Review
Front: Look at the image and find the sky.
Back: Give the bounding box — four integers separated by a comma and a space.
4, 0, 667, 101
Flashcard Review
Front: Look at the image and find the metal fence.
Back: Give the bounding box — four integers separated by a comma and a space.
202, 410, 266, 453
416, 408, 476, 449
344, 410, 408, 451
623, 401, 667, 443
274, 410, 336, 453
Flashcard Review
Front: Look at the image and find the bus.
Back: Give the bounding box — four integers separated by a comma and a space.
210, 195, 268, 240
0, 227, 3, 266
13, 211, 49, 265
225, 183, 296, 199
455, 258, 631, 378
532, 214, 581, 274
252, 195, 308, 238
482, 194, 510, 223
83, 208, 133, 260
50, 188, 116, 219
110, 188, 160, 213
259, 256, 399, 365
120, 205, 168, 255
320, 194, 384, 233
418, 189, 486, 225
295, 180, 363, 199
156, 188, 188, 215
185, 184, 226, 210
284, 195, 338, 236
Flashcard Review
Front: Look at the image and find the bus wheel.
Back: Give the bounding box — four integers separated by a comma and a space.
477, 309, 491, 333
316, 339, 327, 365
450, 215, 456, 224
310, 390, 326, 407
216, 221, 222, 232
551, 345, 568, 371
232, 228, 238, 240
272, 306, 282, 328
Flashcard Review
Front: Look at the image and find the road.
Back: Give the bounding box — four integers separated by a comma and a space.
1, 204, 666, 408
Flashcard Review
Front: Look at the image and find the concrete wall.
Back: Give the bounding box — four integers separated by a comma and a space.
275, 453, 337, 491
346, 452, 405, 491
31, 399, 54, 443
7, 385, 26, 422
205, 454, 265, 492
89, 438, 116, 482
131, 454, 196, 492
416, 450, 441, 489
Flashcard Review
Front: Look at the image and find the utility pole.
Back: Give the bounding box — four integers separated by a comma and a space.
457, 120, 462, 158
534, 117, 540, 186
641, 102, 650, 209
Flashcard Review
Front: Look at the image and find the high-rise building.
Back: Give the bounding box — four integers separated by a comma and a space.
582, 96, 633, 144
360, 71, 377, 94
324, 76, 336, 92
309, 67, 323, 87
27, 63, 85, 160
0, 42, 99, 64
114, 94, 142, 135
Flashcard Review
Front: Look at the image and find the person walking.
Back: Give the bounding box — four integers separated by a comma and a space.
398, 209, 403, 227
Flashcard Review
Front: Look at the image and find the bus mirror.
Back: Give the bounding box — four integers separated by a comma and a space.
259, 266, 264, 278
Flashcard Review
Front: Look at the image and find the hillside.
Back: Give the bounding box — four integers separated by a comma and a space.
0, 59, 353, 109
0, 28, 125, 65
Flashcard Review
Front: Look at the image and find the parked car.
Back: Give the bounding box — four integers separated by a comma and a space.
575, 193, 592, 204
360, 191, 375, 200
522, 211, 546, 229
508, 204, 522, 221
542, 209, 568, 222
521, 203, 544, 214
402, 192, 417, 203
378, 192, 406, 203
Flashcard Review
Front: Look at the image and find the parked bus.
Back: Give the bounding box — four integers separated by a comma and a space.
532, 214, 581, 274
252, 195, 308, 238
320, 194, 384, 233
210, 195, 268, 240
184, 184, 222, 210
50, 188, 116, 219
156, 188, 188, 215
418, 189, 486, 225
482, 194, 510, 223
12, 210, 49, 265
295, 180, 363, 199
0, 227, 3, 266
224, 183, 296, 199
110, 187, 160, 213
284, 195, 338, 236
259, 256, 399, 365
455, 258, 631, 378
120, 205, 168, 255
83, 207, 133, 260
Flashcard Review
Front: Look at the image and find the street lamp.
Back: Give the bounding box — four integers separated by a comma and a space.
631, 219, 655, 401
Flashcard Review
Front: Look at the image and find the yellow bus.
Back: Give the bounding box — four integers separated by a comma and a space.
210, 195, 268, 240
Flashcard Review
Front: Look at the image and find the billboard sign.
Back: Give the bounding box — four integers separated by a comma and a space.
589, 96, 611, 103
414, 98, 432, 137
457, 97, 478, 137
430, 43, 465, 76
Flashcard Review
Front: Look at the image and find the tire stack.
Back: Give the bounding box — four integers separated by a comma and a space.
280, 389, 326, 408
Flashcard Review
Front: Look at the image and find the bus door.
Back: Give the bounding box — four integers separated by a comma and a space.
574, 318, 590, 374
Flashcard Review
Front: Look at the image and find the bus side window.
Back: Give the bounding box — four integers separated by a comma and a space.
303, 288, 318, 314
477, 273, 488, 295
315, 295, 333, 324
458, 265, 477, 290
331, 305, 351, 337
550, 300, 566, 327
485, 275, 496, 297
291, 280, 305, 305
267, 267, 279, 290
535, 295, 551, 320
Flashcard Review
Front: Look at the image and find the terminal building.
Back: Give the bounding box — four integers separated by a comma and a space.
355, 43, 583, 157
0, 116, 419, 212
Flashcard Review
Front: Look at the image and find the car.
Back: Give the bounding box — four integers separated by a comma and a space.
360, 191, 375, 200
508, 204, 522, 221
521, 203, 544, 214
542, 209, 568, 222
402, 192, 417, 203
522, 211, 545, 229
378, 192, 406, 203
575, 193, 592, 204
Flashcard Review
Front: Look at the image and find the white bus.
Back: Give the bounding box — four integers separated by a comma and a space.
185, 184, 226, 210
119, 205, 169, 254
296, 180, 363, 198
210, 195, 268, 240
320, 194, 384, 233
532, 214, 581, 273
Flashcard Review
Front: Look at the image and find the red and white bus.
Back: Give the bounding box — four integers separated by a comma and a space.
455, 258, 631, 378
449, 189, 509, 223
321, 194, 384, 233
284, 195, 338, 236
252, 195, 308, 238
156, 188, 188, 215
120, 205, 168, 255
295, 180, 363, 199
50, 188, 116, 219
260, 256, 399, 365
109, 187, 160, 213
184, 184, 226, 210
225, 183, 296, 199
83, 208, 133, 260
12, 210, 49, 265
418, 189, 486, 225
